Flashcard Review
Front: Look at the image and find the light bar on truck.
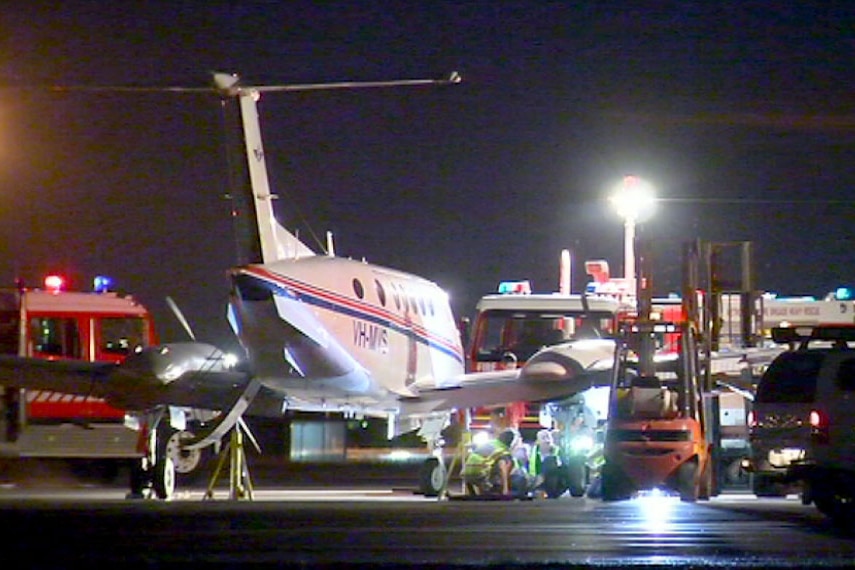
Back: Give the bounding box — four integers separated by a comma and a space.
497, 280, 531, 295
44, 274, 65, 293
835, 287, 853, 301
93, 275, 114, 293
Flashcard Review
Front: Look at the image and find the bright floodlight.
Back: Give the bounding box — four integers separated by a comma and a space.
610, 175, 656, 223
609, 175, 656, 284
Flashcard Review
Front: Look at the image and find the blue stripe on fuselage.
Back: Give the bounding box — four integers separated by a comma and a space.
234, 270, 464, 366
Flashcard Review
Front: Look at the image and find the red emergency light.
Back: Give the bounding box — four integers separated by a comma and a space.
497, 280, 531, 295
44, 274, 65, 293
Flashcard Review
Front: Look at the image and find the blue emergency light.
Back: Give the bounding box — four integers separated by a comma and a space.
93, 275, 114, 293
835, 287, 853, 301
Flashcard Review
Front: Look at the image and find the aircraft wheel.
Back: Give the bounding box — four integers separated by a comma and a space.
152, 457, 175, 500
419, 457, 446, 497
566, 456, 587, 498
677, 461, 699, 503
541, 456, 567, 499
163, 424, 209, 483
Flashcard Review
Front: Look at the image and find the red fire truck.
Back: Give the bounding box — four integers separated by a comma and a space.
0, 275, 156, 480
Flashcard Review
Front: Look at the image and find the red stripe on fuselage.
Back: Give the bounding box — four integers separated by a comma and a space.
239, 266, 463, 362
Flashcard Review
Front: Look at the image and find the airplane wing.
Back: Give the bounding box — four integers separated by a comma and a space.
400, 339, 616, 416
0, 355, 116, 396
0, 343, 254, 412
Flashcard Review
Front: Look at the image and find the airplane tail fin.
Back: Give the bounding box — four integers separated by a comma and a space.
237, 93, 316, 262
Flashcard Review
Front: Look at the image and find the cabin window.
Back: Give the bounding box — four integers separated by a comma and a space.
391, 284, 401, 311
375, 280, 386, 307
352, 278, 365, 300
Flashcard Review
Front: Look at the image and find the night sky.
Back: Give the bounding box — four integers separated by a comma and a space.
1, 2, 853, 349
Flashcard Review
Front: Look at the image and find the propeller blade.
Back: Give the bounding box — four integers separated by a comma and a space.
166, 296, 196, 341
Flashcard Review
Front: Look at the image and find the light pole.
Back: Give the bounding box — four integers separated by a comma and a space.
609, 175, 656, 295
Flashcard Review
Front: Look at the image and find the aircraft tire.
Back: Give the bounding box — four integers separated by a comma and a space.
152, 456, 175, 500
419, 457, 446, 497
541, 456, 567, 499
566, 456, 587, 498
162, 423, 210, 483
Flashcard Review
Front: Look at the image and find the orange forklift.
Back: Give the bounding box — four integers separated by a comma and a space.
600, 241, 716, 502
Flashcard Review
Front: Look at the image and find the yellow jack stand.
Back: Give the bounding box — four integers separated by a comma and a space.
203, 420, 257, 501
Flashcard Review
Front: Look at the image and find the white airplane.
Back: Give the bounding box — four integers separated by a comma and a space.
0, 72, 616, 499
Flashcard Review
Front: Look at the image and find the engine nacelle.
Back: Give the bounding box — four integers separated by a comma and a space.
520, 339, 615, 386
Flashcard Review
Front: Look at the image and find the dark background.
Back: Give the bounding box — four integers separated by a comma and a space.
1, 2, 853, 349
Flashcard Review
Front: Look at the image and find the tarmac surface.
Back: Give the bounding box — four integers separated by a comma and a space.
2, 457, 855, 570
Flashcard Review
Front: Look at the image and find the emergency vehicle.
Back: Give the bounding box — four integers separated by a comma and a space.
0, 275, 155, 477
466, 279, 626, 434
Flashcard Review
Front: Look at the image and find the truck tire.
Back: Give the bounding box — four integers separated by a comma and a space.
419, 457, 445, 497
677, 461, 699, 502
601, 461, 632, 502
127, 458, 150, 499
698, 458, 713, 500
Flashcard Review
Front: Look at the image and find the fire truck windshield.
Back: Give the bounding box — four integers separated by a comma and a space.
474, 310, 616, 362
101, 317, 146, 355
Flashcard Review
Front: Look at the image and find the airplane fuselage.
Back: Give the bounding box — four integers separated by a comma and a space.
227, 255, 465, 414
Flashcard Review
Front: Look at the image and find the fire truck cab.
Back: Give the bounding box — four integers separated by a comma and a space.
0, 275, 156, 478
467, 282, 624, 433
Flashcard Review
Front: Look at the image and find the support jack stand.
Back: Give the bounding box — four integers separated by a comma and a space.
203, 418, 260, 500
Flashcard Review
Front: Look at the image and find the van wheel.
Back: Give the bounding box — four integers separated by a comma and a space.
813, 487, 855, 525
419, 457, 446, 497
752, 474, 787, 497
677, 461, 699, 502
